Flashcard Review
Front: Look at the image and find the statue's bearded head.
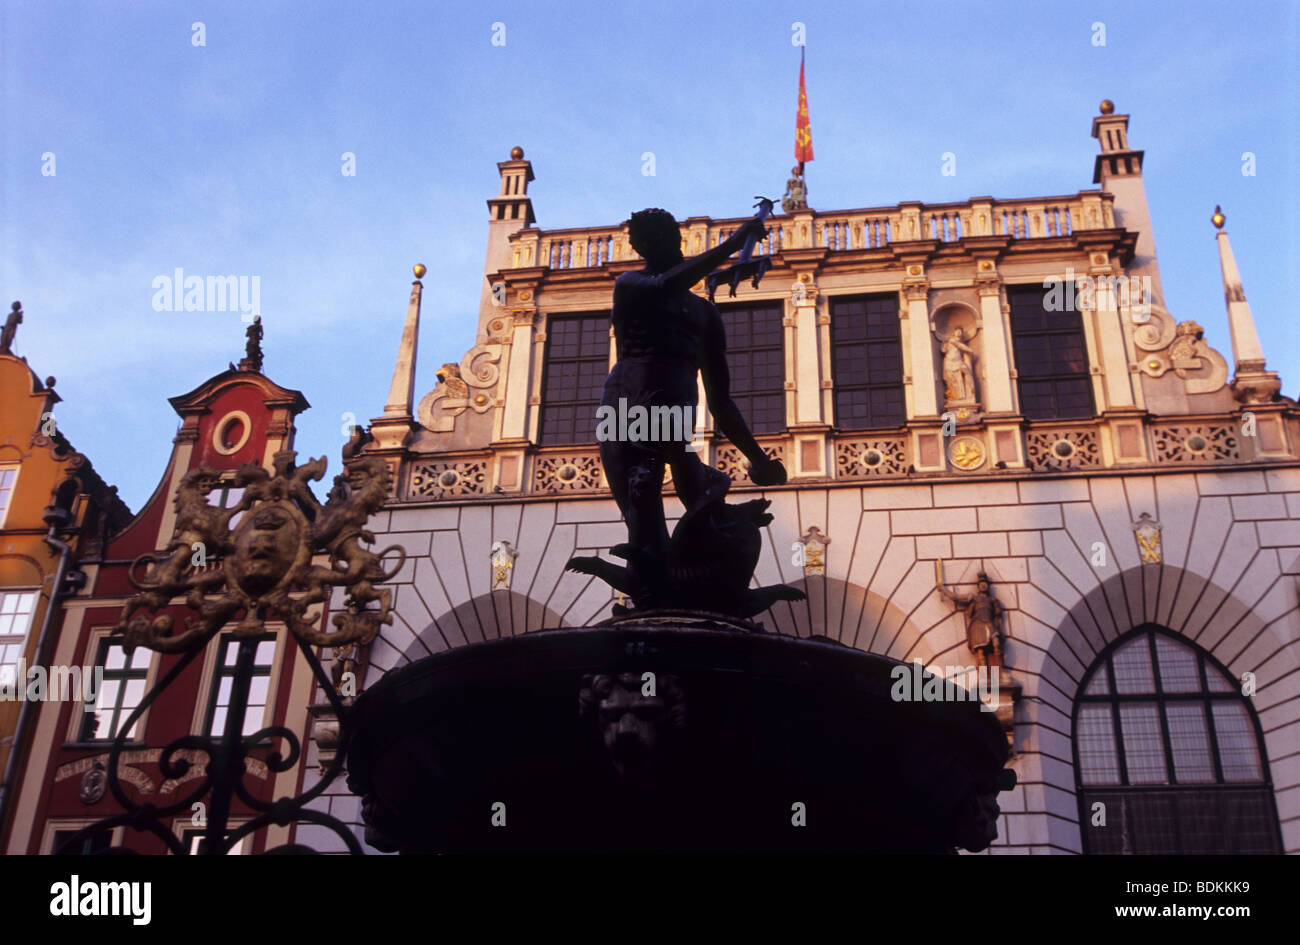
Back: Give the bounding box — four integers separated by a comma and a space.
627, 208, 683, 271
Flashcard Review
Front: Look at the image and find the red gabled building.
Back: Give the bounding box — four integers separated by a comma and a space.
4, 329, 334, 854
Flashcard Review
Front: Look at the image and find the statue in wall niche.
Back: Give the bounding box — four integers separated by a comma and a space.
565, 205, 806, 620
936, 564, 1004, 669
938, 325, 979, 407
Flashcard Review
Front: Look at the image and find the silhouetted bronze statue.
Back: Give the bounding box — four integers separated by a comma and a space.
566, 206, 805, 619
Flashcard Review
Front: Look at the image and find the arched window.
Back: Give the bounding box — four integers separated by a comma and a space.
1073, 625, 1282, 854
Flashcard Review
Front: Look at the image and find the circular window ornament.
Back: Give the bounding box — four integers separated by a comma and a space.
557, 463, 579, 482
211, 410, 253, 456
949, 436, 986, 471
1185, 434, 1209, 454
1053, 439, 1075, 459
862, 448, 884, 468
439, 469, 461, 488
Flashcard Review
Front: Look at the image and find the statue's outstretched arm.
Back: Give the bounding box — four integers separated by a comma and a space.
656, 217, 766, 295
936, 583, 970, 604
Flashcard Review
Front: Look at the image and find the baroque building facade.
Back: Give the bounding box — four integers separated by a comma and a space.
3, 331, 336, 854
0, 306, 131, 848
306, 102, 1298, 854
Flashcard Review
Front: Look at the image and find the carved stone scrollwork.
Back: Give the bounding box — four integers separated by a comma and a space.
835, 437, 907, 477
1133, 310, 1228, 395
1025, 429, 1102, 470
409, 460, 489, 498
534, 453, 603, 493
416, 343, 503, 432
1132, 305, 1177, 352
1165, 320, 1228, 394
1151, 424, 1240, 463
715, 443, 786, 483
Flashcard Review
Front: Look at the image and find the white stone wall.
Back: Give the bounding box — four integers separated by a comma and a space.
307, 466, 1300, 853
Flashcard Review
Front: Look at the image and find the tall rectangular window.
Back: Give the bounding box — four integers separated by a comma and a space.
538, 313, 610, 446
829, 295, 905, 429
0, 466, 17, 526
205, 635, 276, 736
0, 590, 38, 692
1007, 284, 1095, 419
717, 302, 785, 434
80, 638, 151, 742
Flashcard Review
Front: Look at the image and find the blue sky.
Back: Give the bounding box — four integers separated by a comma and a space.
3, 0, 1296, 512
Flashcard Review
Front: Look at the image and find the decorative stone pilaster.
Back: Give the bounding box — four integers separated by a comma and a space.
791, 271, 823, 426
968, 199, 995, 237
974, 266, 1015, 415
499, 296, 539, 442
789, 210, 815, 249
1086, 251, 1138, 411
901, 276, 939, 418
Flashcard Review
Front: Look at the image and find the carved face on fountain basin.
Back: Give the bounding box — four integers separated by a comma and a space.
580, 672, 685, 777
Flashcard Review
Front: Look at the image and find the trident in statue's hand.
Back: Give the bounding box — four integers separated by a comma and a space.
706, 197, 775, 302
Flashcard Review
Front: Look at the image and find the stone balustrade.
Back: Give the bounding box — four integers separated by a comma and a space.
518, 192, 1114, 271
